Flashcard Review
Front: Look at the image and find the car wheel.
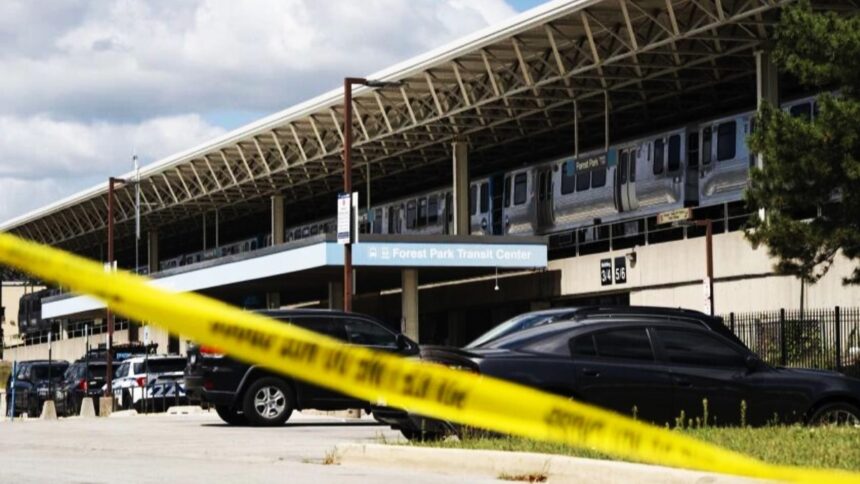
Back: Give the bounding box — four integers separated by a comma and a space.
400, 428, 445, 442
242, 378, 293, 426
215, 405, 248, 425
809, 402, 860, 427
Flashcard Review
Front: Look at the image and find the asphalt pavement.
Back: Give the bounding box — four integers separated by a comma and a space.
0, 410, 498, 483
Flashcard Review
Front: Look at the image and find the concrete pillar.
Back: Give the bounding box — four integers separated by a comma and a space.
328, 282, 344, 310
271, 195, 285, 246
266, 292, 281, 310
147, 230, 159, 274
446, 310, 466, 347
401, 269, 419, 342
452, 141, 470, 235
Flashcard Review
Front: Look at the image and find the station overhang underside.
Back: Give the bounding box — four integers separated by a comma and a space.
4, 0, 855, 260
42, 235, 548, 320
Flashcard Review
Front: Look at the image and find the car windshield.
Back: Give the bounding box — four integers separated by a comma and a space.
466, 311, 569, 348
31, 364, 68, 380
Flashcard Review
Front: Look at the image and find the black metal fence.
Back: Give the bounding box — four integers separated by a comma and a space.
723, 307, 860, 377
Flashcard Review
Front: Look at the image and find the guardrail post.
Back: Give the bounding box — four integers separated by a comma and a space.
779, 308, 787, 367
835, 306, 842, 373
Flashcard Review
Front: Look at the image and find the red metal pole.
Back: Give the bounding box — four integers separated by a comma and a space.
342, 78, 368, 313
343, 79, 354, 313
106, 177, 115, 396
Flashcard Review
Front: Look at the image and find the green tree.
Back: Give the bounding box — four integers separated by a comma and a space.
745, 1, 860, 285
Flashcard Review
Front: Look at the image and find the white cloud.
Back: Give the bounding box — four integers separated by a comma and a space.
0, 0, 517, 222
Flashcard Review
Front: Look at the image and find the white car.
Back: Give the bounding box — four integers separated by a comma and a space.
111, 355, 187, 412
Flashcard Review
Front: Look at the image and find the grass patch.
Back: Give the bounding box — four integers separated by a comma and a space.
398, 426, 860, 471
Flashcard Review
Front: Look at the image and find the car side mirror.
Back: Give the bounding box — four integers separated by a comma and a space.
745, 355, 760, 372
396, 334, 418, 353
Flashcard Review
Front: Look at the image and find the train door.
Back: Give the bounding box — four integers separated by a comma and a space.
613, 147, 636, 212
490, 174, 505, 235
444, 192, 454, 234
535, 167, 554, 231
685, 128, 700, 206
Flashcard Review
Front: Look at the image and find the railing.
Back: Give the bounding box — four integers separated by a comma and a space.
724, 307, 860, 378
549, 201, 751, 256
23, 319, 130, 346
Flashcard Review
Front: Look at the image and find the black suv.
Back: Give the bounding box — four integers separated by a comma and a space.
5, 360, 69, 417
185, 309, 418, 426
382, 306, 860, 439
56, 360, 113, 417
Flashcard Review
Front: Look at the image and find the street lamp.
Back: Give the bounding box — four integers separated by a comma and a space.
105, 176, 126, 400
342, 77, 400, 312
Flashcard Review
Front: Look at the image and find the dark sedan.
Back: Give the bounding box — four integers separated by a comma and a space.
389, 310, 860, 439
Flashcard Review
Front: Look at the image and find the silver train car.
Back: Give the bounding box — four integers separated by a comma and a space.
152, 96, 821, 271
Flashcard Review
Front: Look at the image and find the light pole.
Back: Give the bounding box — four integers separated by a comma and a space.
342, 77, 399, 312
106, 176, 125, 398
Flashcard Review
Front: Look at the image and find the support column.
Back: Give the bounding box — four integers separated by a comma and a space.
271, 195, 285, 246
266, 291, 281, 309
401, 269, 419, 342
328, 282, 344, 310
147, 230, 159, 274
755, 49, 779, 161
452, 141, 470, 235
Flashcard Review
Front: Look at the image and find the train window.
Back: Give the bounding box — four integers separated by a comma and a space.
576, 171, 590, 192
302, 227, 310, 237
470, 185, 477, 216
619, 151, 628, 184
790, 102, 812, 121
561, 162, 576, 194
294, 228, 302, 239
480, 182, 490, 213
717, 121, 736, 161
310, 225, 319, 235
428, 196, 439, 224
702, 127, 712, 165
687, 132, 699, 167
668, 135, 681, 172
592, 167, 606, 188
503, 176, 512, 207
653, 139, 664, 175
406, 200, 417, 229
417, 198, 428, 227
372, 208, 383, 234
514, 173, 528, 205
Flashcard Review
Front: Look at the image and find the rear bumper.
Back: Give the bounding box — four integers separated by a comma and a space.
184, 372, 236, 407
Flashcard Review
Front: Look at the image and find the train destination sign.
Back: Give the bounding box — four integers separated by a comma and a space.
657, 207, 692, 225
575, 154, 607, 172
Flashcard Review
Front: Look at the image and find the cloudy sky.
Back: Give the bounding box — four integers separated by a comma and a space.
0, 0, 550, 223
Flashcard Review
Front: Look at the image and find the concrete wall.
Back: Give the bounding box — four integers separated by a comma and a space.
4, 329, 130, 363
548, 231, 860, 313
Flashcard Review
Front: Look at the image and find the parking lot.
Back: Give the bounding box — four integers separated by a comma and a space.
0, 411, 498, 484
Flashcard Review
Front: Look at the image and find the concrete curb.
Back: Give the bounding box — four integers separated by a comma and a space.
335, 444, 769, 484
108, 409, 138, 418
79, 398, 96, 418
40, 401, 58, 420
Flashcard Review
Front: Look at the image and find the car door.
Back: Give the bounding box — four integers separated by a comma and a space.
652, 327, 749, 426
570, 325, 675, 425
287, 316, 353, 408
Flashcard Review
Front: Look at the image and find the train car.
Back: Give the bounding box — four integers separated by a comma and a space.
17, 288, 59, 336
696, 110, 754, 207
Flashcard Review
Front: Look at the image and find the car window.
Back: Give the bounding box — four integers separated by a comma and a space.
570, 334, 596, 357
593, 328, 654, 362
289, 316, 347, 341
135, 359, 185, 374
343, 318, 397, 348
657, 328, 746, 367
116, 362, 130, 378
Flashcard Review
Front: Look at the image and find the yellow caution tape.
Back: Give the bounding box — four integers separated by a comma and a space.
0, 232, 855, 483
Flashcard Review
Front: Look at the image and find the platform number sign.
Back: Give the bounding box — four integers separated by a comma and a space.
600, 259, 612, 286
613, 256, 627, 284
